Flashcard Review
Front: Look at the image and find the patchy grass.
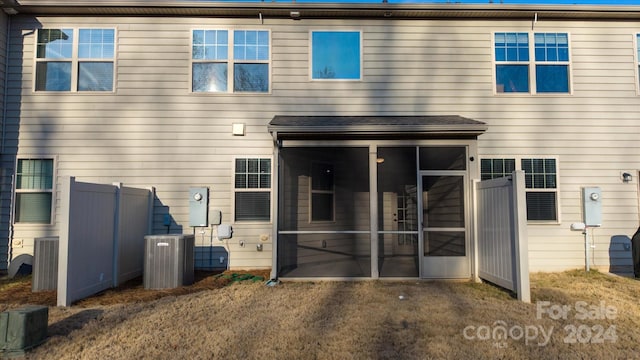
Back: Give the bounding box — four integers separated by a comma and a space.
0, 269, 638, 359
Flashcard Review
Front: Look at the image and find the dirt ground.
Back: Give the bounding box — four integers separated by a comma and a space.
1, 269, 639, 359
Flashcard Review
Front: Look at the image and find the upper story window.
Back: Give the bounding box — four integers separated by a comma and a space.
15, 158, 55, 224
494, 32, 570, 94
311, 31, 361, 80
35, 28, 115, 92
192, 29, 270, 93
481, 157, 559, 222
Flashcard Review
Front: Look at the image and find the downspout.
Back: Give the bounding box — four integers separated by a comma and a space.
2, 12, 13, 268
1, 3, 16, 154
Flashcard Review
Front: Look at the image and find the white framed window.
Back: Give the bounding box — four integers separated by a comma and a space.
234, 157, 272, 222
310, 162, 334, 222
310, 30, 362, 80
192, 29, 270, 93
636, 33, 640, 93
494, 32, 570, 94
480, 157, 559, 222
35, 28, 115, 92
14, 158, 55, 224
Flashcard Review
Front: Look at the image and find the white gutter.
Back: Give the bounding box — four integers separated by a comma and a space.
10, 1, 640, 20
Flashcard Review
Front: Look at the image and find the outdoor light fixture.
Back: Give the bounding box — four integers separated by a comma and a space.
290, 11, 300, 20
622, 172, 632, 183
376, 158, 385, 164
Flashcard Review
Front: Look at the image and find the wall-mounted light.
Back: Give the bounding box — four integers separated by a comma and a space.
290, 11, 301, 20
376, 158, 385, 164
622, 172, 632, 183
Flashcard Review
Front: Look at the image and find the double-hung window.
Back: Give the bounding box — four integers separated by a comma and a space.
14, 158, 55, 224
636, 34, 640, 90
234, 158, 271, 222
494, 32, 570, 94
311, 31, 361, 80
35, 28, 115, 92
481, 157, 559, 222
192, 29, 270, 93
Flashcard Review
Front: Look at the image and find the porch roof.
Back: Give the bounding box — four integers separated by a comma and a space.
268, 115, 487, 140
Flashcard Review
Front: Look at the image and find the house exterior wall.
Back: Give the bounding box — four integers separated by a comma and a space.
2, 13, 639, 273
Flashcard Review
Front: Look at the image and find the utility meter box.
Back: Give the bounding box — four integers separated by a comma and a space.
583, 187, 602, 227
189, 187, 208, 227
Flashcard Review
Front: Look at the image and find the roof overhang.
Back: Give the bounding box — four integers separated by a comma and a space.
268, 115, 488, 141
6, 1, 640, 21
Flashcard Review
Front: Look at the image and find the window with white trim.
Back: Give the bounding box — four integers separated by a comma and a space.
234, 158, 271, 222
14, 158, 54, 224
192, 29, 270, 93
481, 157, 558, 222
311, 31, 361, 80
494, 32, 570, 94
35, 28, 115, 92
310, 162, 334, 222
636, 34, 640, 90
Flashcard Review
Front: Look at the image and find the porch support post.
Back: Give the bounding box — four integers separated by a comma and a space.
370, 145, 379, 279
270, 135, 280, 280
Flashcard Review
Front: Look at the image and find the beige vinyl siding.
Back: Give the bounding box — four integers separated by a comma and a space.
4, 15, 640, 272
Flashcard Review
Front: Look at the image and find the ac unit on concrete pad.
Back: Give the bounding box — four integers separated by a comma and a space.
143, 235, 195, 289
0, 306, 48, 357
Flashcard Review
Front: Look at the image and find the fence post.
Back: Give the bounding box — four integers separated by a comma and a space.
472, 179, 480, 282
147, 187, 155, 235
57, 176, 74, 307
511, 170, 530, 303
112, 182, 123, 287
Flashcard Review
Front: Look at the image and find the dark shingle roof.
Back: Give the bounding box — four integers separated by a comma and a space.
268, 115, 487, 140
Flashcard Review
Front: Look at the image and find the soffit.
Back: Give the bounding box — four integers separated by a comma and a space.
7, 1, 640, 21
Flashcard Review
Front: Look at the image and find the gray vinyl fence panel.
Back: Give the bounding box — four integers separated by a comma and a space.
476, 170, 530, 302
57, 176, 153, 307
115, 184, 154, 285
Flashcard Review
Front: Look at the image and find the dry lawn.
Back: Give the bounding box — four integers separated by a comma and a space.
0, 269, 638, 359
